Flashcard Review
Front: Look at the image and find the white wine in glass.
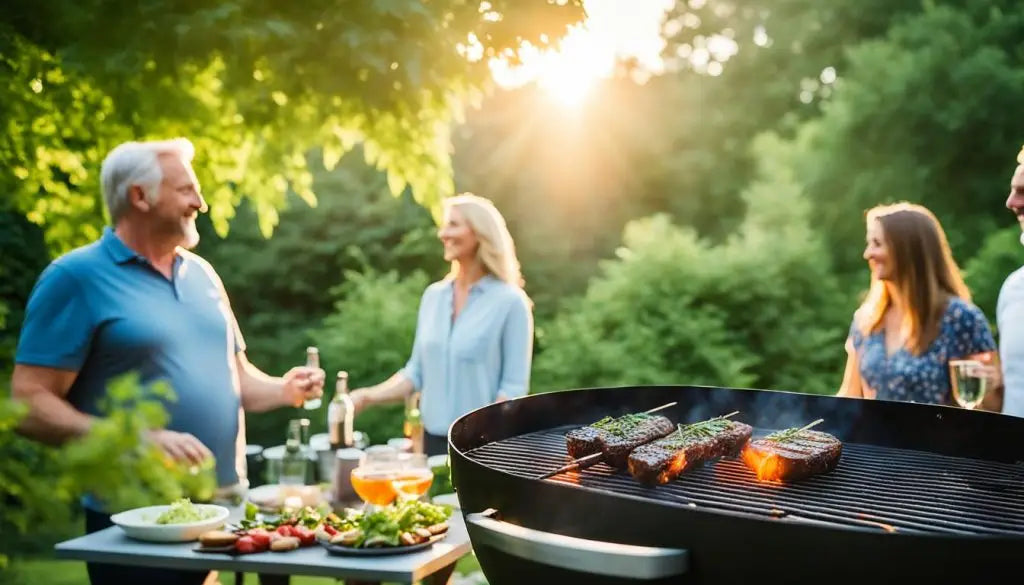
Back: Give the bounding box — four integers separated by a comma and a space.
949, 360, 987, 410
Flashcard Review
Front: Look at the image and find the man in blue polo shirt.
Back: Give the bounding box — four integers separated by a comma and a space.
11, 138, 324, 585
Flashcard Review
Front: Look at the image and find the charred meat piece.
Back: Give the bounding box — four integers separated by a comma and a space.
628, 417, 753, 485
742, 424, 842, 482
566, 413, 675, 469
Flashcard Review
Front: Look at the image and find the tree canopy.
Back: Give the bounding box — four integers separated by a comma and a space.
2, 0, 585, 253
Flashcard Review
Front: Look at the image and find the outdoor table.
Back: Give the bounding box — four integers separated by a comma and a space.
53, 512, 472, 584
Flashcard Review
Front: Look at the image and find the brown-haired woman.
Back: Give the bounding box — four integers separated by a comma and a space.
836, 202, 1002, 409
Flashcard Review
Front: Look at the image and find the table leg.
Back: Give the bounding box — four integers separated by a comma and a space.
422, 562, 457, 585
257, 574, 290, 585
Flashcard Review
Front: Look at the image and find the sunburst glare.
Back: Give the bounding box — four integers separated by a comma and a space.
489, 0, 672, 108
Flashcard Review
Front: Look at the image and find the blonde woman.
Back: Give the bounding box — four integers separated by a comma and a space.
351, 193, 534, 455
837, 202, 1001, 409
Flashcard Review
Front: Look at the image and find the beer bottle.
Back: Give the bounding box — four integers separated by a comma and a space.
328, 371, 355, 450
302, 346, 322, 410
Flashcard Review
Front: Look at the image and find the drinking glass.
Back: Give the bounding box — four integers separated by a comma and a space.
391, 453, 434, 502
349, 447, 399, 510
949, 359, 987, 410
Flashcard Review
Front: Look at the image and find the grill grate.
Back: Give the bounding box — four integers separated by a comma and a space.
464, 425, 1024, 536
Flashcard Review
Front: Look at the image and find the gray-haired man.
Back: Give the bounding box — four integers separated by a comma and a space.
12, 138, 324, 584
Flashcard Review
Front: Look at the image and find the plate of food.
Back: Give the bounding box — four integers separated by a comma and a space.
316, 499, 453, 556
111, 498, 229, 543
318, 532, 446, 556
194, 524, 320, 555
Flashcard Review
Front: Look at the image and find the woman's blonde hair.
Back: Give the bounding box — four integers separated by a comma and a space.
443, 193, 525, 290
858, 202, 970, 355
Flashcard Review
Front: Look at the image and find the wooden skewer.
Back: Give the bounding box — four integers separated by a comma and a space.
537, 401, 685, 480
641, 401, 677, 415
799, 418, 824, 432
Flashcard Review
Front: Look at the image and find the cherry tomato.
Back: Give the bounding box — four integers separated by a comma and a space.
292, 526, 315, 546
246, 529, 272, 549
235, 536, 258, 554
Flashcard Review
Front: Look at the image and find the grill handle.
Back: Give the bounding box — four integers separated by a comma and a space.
465, 509, 689, 579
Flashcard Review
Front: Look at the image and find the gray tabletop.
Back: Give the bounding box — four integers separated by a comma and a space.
54, 513, 472, 583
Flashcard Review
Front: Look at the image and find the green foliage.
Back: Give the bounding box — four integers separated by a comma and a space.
534, 135, 849, 395
0, 31, 120, 254
964, 226, 1024, 330
0, 209, 50, 374
0, 394, 74, 567
0, 373, 215, 566
62, 374, 217, 514
196, 155, 443, 447
3, 0, 586, 254
194, 152, 443, 381
234, 258, 432, 447
766, 3, 1024, 281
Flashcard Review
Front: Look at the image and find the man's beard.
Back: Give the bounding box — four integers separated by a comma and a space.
182, 218, 201, 249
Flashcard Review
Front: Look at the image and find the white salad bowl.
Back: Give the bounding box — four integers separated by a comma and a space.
110, 504, 230, 542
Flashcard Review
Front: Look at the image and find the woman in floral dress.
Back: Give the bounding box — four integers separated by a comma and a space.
837, 202, 1002, 409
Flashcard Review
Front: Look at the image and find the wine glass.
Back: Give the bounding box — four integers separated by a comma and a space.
391, 453, 434, 502
349, 446, 399, 511
949, 359, 987, 410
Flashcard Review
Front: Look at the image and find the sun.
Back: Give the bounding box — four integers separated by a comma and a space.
485, 0, 672, 108
491, 24, 614, 108
534, 29, 610, 107
539, 70, 596, 107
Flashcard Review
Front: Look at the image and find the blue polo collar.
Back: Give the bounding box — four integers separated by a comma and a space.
100, 226, 184, 269
100, 227, 141, 264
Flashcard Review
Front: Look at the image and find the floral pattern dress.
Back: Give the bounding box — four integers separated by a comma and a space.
848, 297, 996, 405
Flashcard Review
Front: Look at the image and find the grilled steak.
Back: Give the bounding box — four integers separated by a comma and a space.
628, 418, 753, 485
566, 413, 675, 469
741, 428, 842, 482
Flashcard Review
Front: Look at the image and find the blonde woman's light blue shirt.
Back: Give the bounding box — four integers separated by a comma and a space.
401, 275, 534, 435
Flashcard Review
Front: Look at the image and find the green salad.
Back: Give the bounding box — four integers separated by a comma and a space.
324, 499, 452, 547
155, 498, 218, 525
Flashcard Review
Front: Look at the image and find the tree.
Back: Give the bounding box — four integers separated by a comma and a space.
0, 209, 49, 373
2, 0, 586, 254
533, 133, 850, 396
761, 3, 1024, 281
193, 152, 445, 445
964, 225, 1024, 330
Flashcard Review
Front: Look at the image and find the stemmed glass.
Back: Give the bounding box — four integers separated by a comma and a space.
949, 359, 987, 410
391, 453, 434, 502
349, 447, 400, 511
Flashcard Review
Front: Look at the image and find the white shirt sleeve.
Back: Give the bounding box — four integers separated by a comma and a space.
997, 267, 1024, 417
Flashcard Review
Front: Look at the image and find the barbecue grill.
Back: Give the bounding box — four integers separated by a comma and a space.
448, 385, 1024, 584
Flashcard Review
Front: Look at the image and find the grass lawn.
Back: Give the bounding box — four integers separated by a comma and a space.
6, 553, 483, 585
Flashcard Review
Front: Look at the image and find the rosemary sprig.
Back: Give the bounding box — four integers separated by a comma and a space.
591, 413, 652, 436
664, 411, 739, 445
765, 419, 824, 443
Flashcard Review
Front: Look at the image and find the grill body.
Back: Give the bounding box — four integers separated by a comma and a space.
448, 385, 1024, 584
